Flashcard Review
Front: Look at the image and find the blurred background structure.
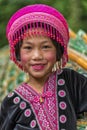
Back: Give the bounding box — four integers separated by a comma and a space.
0, 0, 87, 48
0, 0, 87, 129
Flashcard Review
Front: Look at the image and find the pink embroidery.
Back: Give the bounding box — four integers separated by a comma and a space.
30, 120, 36, 128
24, 109, 31, 117
13, 97, 20, 104
58, 90, 66, 97
15, 72, 58, 130
59, 102, 67, 110
38, 107, 50, 129
60, 115, 67, 123
45, 91, 53, 97
33, 96, 40, 103
20, 101, 26, 110
8, 92, 14, 97
9, 12, 68, 45
42, 119, 50, 128
33, 91, 53, 103
58, 79, 65, 86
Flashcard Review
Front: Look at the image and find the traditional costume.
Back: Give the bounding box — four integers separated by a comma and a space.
0, 4, 87, 130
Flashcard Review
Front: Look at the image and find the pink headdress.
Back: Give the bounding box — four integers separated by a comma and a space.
6, 4, 69, 70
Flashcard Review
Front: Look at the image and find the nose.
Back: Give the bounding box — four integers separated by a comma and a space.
32, 49, 43, 60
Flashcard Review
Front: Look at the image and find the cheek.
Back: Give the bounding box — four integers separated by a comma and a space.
45, 52, 56, 62
20, 54, 29, 64
20, 49, 30, 63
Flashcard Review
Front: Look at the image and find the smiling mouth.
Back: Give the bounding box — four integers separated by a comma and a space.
32, 64, 45, 71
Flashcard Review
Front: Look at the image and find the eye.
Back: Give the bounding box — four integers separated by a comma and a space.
23, 46, 32, 50
42, 45, 51, 49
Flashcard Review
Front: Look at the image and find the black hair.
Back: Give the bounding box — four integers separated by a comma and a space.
15, 40, 22, 61
52, 40, 64, 61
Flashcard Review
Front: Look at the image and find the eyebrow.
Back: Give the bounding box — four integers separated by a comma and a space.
40, 40, 50, 44
24, 41, 32, 44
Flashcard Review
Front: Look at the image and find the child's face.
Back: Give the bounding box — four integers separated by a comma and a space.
20, 33, 57, 80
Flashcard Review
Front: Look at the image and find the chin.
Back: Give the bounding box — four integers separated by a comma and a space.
29, 72, 49, 79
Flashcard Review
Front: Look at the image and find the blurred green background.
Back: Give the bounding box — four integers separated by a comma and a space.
0, 0, 87, 48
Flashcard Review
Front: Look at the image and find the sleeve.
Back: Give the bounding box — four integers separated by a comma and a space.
64, 69, 87, 114
77, 72, 87, 113
0, 92, 19, 130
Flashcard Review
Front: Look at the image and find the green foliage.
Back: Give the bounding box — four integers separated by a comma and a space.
0, 0, 87, 48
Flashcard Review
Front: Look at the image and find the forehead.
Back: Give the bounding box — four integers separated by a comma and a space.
23, 35, 52, 43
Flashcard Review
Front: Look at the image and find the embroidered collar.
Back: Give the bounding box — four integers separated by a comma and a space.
14, 71, 59, 130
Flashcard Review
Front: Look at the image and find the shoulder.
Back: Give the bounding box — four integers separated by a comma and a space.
1, 91, 19, 111
62, 68, 79, 75
58, 68, 87, 79
0, 91, 19, 128
0, 88, 34, 129
1, 83, 26, 107
57, 68, 87, 87
57, 68, 76, 79
0, 89, 28, 121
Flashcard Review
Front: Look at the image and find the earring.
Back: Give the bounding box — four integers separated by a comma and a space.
24, 72, 29, 83
52, 59, 62, 72
52, 63, 57, 72
56, 60, 62, 70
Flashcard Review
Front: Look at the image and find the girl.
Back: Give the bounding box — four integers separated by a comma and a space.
0, 4, 87, 130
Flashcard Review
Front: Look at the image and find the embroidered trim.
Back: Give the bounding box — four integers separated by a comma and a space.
30, 120, 36, 128
57, 71, 68, 129
58, 90, 66, 97
59, 101, 67, 110
60, 115, 67, 123
19, 101, 26, 110
9, 12, 68, 44
13, 97, 20, 104
14, 72, 59, 130
24, 109, 31, 117
58, 79, 65, 86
